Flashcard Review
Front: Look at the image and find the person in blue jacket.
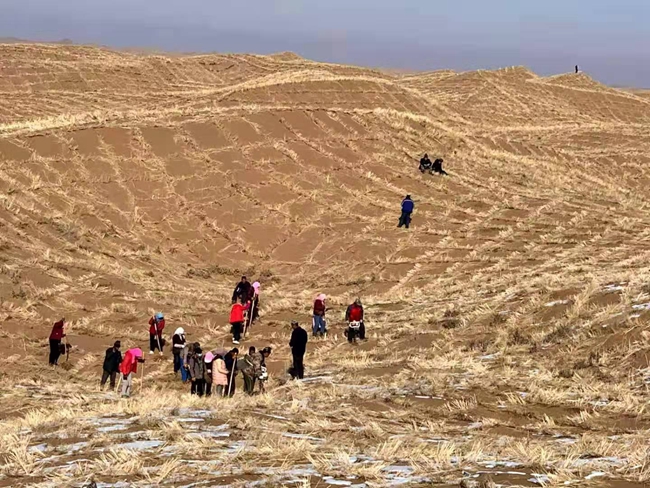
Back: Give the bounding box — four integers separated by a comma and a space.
398, 195, 414, 228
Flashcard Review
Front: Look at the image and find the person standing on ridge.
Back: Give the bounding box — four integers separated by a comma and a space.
48, 318, 66, 366
148, 312, 165, 356
204, 352, 214, 397
258, 347, 272, 393
230, 299, 250, 345
289, 320, 308, 379
345, 298, 366, 343
398, 195, 414, 229
232, 276, 252, 304
250, 281, 261, 324
239, 346, 261, 395
188, 346, 206, 396
312, 294, 327, 337
212, 352, 229, 397
223, 348, 239, 397
182, 342, 200, 383
172, 327, 186, 377
119, 347, 145, 398
100, 341, 122, 390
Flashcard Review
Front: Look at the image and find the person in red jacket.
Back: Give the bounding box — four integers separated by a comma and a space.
119, 347, 145, 398
345, 298, 366, 343
229, 299, 250, 345
148, 312, 165, 356
49, 318, 66, 366
312, 294, 327, 337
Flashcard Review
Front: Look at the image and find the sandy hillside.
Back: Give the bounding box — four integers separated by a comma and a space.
1, 42, 650, 487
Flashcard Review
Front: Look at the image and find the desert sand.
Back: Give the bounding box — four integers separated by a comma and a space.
1, 42, 650, 487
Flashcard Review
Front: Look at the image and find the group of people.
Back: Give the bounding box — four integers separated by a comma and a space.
309, 294, 366, 343
396, 153, 449, 230
47, 276, 370, 397
419, 153, 448, 176
96, 326, 273, 398
230, 276, 260, 345
170, 327, 272, 397
145, 276, 261, 356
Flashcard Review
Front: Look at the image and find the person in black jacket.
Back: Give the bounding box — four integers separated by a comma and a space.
419, 154, 433, 173
231, 276, 252, 304
289, 321, 308, 380
431, 158, 448, 176
100, 341, 122, 390
172, 327, 186, 378
223, 348, 239, 397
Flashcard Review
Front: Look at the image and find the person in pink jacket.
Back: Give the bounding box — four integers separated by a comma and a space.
212, 354, 229, 397
250, 282, 261, 324
119, 347, 144, 398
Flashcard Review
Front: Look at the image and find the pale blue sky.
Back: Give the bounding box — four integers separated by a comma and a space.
2, 0, 649, 86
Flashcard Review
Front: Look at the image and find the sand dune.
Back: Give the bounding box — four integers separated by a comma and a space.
1, 42, 650, 487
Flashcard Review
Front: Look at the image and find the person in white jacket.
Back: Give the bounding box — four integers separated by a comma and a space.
172, 327, 186, 380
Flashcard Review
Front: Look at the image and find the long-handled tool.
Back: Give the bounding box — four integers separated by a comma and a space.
154, 321, 163, 354
225, 354, 237, 397
139, 361, 145, 393
243, 297, 257, 340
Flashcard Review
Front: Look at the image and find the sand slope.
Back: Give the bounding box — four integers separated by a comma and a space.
1, 43, 650, 487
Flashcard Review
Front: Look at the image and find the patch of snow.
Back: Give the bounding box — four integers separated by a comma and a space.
187, 431, 230, 439
97, 424, 129, 433
226, 440, 247, 453
383, 465, 414, 475
302, 375, 334, 383
113, 440, 164, 450
585, 471, 606, 480
177, 408, 212, 418
177, 418, 205, 423
632, 302, 650, 310
91, 417, 132, 425
630, 314, 642, 319
572, 456, 625, 467
591, 398, 610, 407
529, 474, 552, 485
478, 460, 522, 468
28, 443, 47, 453
284, 465, 319, 477
479, 353, 500, 361
604, 284, 625, 292
555, 437, 578, 445
261, 413, 289, 421
67, 441, 90, 452
282, 432, 324, 442
322, 477, 352, 486
545, 300, 570, 307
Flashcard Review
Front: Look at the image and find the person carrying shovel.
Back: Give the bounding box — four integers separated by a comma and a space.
119, 347, 145, 398
223, 348, 239, 397
148, 312, 165, 356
